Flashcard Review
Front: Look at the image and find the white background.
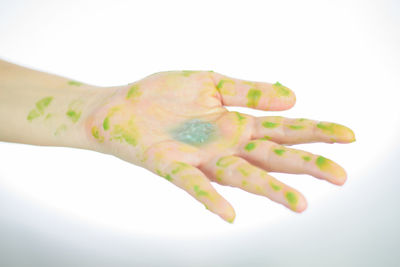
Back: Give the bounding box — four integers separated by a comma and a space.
0, 0, 399, 266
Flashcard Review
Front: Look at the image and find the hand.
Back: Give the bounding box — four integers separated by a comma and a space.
85, 71, 355, 223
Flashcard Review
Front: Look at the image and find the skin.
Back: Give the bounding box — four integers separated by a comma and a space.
246, 89, 262, 107
27, 97, 53, 121
68, 80, 83, 86
66, 110, 81, 123
273, 82, 290, 96
54, 124, 67, 136
244, 142, 256, 151
0, 60, 356, 223
262, 121, 279, 128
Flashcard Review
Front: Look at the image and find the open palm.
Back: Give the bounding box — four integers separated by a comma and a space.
86, 71, 355, 223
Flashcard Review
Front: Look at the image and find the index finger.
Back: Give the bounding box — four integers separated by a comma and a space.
210, 72, 296, 111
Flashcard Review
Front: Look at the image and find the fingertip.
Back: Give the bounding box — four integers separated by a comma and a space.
294, 193, 308, 213
331, 167, 347, 186
221, 202, 236, 223
337, 126, 356, 143
318, 122, 356, 143
216, 204, 235, 223
267, 83, 296, 111
348, 128, 356, 143
207, 194, 236, 223
284, 190, 307, 213
226, 212, 236, 224
305, 154, 348, 186
296, 200, 308, 213
331, 161, 347, 185
335, 177, 347, 186
291, 89, 297, 107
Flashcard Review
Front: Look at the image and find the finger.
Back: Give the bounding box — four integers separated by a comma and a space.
200, 155, 307, 212
253, 116, 356, 145
163, 162, 236, 223
155, 161, 236, 223
238, 139, 347, 185
210, 72, 296, 111
142, 140, 235, 222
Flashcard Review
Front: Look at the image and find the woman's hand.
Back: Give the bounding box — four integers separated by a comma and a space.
85, 71, 355, 223
0, 61, 355, 223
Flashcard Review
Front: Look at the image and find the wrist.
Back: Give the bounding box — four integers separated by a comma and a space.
76, 85, 120, 151
0, 60, 117, 150
52, 84, 118, 150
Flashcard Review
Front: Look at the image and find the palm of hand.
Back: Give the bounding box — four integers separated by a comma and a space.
87, 71, 355, 223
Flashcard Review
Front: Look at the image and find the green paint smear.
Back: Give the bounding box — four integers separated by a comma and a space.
285, 192, 298, 205
103, 117, 110, 131
91, 126, 104, 142
261, 135, 272, 140
216, 156, 237, 168
27, 97, 53, 121
243, 81, 255, 86
244, 142, 256, 151
68, 81, 82, 86
164, 174, 173, 181
182, 71, 198, 77
114, 129, 136, 145
36, 97, 53, 114
262, 121, 279, 128
171, 162, 190, 174
246, 89, 262, 107
273, 82, 290, 96
238, 167, 250, 177
235, 112, 246, 123
216, 79, 234, 89
45, 113, 52, 120
155, 170, 173, 182
316, 156, 328, 169
274, 149, 285, 156
54, 124, 67, 136
27, 109, 40, 121
289, 125, 304, 130
66, 110, 81, 123
242, 180, 248, 186
111, 123, 138, 146
269, 181, 282, 191
302, 156, 311, 162
215, 169, 224, 182
317, 122, 335, 134
193, 185, 209, 197
126, 84, 141, 99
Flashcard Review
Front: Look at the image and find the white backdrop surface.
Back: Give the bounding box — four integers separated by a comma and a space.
0, 0, 399, 266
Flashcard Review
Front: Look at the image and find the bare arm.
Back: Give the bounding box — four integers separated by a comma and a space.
0, 59, 355, 223
0, 59, 114, 149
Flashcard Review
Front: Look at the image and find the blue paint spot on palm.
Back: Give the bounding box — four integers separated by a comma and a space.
171, 119, 216, 146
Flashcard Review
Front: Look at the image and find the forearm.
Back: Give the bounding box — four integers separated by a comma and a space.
0, 60, 114, 149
